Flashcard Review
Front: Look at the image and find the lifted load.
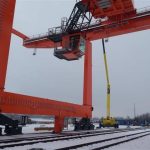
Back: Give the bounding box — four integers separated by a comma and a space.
54, 34, 86, 61
74, 118, 95, 131
0, 114, 23, 135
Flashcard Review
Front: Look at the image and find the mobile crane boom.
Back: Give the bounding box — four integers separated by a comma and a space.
100, 39, 118, 128
102, 39, 110, 118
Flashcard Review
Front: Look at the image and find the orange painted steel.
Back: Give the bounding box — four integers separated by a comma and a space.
0, 40, 92, 132
86, 12, 150, 41
23, 36, 56, 48
1, 0, 150, 133
82, 0, 135, 19
12, 28, 29, 39
23, 10, 150, 48
0, 91, 91, 117
0, 0, 16, 91
0, 0, 92, 131
83, 41, 92, 108
54, 116, 65, 133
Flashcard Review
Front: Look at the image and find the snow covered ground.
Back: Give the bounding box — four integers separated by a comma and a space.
107, 134, 150, 150
0, 124, 149, 150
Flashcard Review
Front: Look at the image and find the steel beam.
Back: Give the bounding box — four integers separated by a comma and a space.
87, 13, 150, 41
0, 0, 16, 91
0, 91, 91, 117
12, 28, 29, 39
83, 41, 92, 110
22, 12, 150, 48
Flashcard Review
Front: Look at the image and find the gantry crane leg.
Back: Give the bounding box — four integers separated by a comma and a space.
0, 0, 16, 91
74, 40, 94, 131
54, 116, 65, 133
83, 40, 92, 110
53, 40, 93, 133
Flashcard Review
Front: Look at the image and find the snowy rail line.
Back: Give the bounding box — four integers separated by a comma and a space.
0, 128, 150, 149
56, 129, 150, 150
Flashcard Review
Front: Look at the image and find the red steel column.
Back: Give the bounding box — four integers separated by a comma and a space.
0, 0, 16, 91
83, 41, 92, 111
54, 115, 64, 133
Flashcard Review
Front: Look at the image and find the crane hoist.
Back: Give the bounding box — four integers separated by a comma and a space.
49, 1, 88, 61
100, 39, 119, 128
54, 34, 86, 61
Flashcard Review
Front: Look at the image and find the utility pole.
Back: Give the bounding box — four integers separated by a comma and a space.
134, 103, 136, 119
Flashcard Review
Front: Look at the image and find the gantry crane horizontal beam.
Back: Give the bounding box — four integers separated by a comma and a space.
22, 8, 150, 48
87, 10, 150, 41
0, 91, 91, 117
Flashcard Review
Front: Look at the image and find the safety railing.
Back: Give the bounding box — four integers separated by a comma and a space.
27, 32, 49, 40
48, 26, 63, 35
23, 32, 49, 44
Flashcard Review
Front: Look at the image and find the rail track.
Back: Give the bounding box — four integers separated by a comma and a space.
0, 127, 138, 143
0, 127, 149, 149
56, 130, 150, 150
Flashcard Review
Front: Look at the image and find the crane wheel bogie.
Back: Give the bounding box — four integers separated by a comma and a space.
74, 118, 95, 131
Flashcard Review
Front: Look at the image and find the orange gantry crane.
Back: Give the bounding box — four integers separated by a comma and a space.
0, 0, 150, 133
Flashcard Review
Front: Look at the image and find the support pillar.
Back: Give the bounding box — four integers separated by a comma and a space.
0, 0, 16, 91
54, 115, 64, 133
83, 40, 92, 115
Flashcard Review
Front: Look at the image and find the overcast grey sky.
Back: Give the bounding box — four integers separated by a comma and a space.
6, 0, 150, 118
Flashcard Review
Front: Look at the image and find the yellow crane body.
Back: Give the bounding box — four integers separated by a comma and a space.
100, 39, 118, 128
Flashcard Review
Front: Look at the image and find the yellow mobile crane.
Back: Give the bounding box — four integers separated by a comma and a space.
100, 39, 119, 128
